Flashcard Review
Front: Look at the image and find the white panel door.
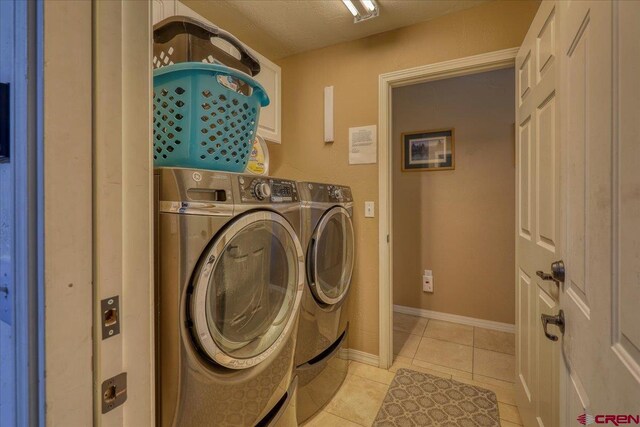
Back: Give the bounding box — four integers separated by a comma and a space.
557, 1, 640, 424
515, 2, 561, 426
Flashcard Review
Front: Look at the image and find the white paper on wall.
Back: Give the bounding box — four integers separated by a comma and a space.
349, 125, 377, 165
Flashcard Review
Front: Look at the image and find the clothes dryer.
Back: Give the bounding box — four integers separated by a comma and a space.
293, 182, 354, 423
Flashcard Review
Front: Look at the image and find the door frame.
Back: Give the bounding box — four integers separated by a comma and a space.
42, 1, 153, 425
377, 47, 519, 369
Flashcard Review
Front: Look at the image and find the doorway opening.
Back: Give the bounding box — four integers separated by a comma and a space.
377, 48, 519, 370
390, 66, 516, 375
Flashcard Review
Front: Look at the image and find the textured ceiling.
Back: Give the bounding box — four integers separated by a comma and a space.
181, 0, 488, 60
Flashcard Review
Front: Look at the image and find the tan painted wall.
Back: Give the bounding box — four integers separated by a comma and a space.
392, 68, 515, 324
269, 0, 538, 355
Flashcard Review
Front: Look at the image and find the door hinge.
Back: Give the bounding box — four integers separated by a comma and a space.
386, 234, 389, 243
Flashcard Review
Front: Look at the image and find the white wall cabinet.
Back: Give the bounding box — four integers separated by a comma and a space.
153, 0, 282, 143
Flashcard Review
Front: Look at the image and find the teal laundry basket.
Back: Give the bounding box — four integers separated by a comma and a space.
153, 62, 270, 171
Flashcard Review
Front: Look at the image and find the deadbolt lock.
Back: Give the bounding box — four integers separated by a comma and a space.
536, 260, 565, 286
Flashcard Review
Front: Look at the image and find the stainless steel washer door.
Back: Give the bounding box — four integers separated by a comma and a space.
190, 211, 304, 369
308, 206, 355, 306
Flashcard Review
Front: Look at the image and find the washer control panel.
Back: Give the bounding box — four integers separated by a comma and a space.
239, 176, 298, 203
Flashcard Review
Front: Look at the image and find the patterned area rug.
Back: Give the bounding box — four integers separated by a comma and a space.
373, 368, 500, 427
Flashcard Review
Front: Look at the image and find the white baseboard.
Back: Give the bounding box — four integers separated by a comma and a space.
338, 348, 380, 367
393, 304, 515, 333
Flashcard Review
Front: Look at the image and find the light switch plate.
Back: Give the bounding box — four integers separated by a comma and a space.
364, 201, 375, 218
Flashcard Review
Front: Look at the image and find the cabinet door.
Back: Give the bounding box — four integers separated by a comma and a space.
152, 0, 176, 25
170, 2, 282, 144
251, 51, 281, 144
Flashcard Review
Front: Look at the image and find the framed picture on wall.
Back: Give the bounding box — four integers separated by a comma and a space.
401, 128, 455, 171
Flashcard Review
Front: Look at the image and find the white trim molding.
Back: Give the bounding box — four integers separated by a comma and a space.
93, 2, 154, 425
338, 348, 380, 367
394, 305, 515, 333
378, 47, 519, 369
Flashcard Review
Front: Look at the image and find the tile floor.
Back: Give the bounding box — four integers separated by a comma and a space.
304, 313, 522, 427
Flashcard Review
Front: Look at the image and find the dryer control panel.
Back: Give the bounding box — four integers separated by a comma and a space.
327, 185, 353, 203
238, 176, 299, 203
299, 182, 353, 203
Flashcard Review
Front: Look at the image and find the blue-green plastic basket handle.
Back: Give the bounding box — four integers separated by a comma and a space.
153, 62, 270, 107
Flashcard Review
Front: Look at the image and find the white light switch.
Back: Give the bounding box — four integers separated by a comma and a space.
364, 201, 375, 218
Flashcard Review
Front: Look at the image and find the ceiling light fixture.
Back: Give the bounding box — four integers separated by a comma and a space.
342, 0, 379, 23
342, 0, 359, 17
361, 0, 376, 12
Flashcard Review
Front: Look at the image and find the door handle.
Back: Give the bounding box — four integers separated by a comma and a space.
541, 310, 565, 341
536, 260, 565, 286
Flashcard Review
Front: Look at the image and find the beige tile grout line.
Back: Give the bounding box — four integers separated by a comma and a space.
471, 326, 475, 378
324, 409, 368, 427
395, 322, 516, 355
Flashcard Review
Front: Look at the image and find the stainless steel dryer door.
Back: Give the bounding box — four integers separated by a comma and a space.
190, 211, 304, 369
308, 206, 355, 306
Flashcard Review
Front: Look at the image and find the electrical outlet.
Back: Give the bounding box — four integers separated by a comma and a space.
423, 274, 433, 293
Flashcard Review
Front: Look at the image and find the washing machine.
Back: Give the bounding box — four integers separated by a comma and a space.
294, 182, 355, 423
154, 167, 304, 427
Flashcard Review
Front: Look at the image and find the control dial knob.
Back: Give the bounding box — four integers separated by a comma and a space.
253, 181, 271, 200
330, 186, 343, 200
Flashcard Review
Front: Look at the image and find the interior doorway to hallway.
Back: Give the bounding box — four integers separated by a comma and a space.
387, 67, 521, 425
377, 48, 518, 371
391, 67, 516, 361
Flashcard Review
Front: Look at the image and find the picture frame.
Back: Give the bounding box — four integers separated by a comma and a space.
401, 128, 455, 172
